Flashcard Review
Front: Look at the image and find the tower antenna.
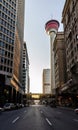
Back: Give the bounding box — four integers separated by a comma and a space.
51, 14, 53, 20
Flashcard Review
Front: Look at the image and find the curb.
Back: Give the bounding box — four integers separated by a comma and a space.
57, 106, 74, 111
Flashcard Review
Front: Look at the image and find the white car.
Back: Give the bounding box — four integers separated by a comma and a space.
4, 103, 15, 110
74, 108, 78, 114
0, 107, 4, 113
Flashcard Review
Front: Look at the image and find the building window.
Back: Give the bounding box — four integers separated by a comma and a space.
77, 44, 78, 50
71, 50, 74, 57
5, 51, 8, 57
0, 65, 3, 70
67, 9, 70, 23
4, 59, 7, 64
10, 68, 12, 73
74, 47, 76, 52
70, 42, 73, 49
69, 32, 72, 41
1, 57, 4, 63
4, 67, 6, 71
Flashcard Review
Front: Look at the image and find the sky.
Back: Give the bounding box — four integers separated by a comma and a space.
24, 0, 65, 93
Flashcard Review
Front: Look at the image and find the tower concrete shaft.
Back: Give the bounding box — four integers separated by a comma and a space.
45, 20, 59, 94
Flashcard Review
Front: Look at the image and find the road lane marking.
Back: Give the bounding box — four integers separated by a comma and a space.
46, 118, 52, 126
12, 116, 20, 124
74, 119, 78, 122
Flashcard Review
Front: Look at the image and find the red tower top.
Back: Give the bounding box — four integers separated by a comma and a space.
45, 20, 59, 34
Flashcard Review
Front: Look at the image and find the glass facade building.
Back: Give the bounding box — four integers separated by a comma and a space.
0, 0, 25, 106
0, 0, 17, 76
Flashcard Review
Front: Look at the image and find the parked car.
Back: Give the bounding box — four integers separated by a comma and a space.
4, 103, 15, 110
15, 103, 21, 109
49, 100, 57, 108
74, 108, 78, 114
0, 107, 3, 114
21, 104, 24, 108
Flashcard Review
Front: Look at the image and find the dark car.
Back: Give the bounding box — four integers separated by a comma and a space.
15, 103, 20, 109
50, 100, 57, 108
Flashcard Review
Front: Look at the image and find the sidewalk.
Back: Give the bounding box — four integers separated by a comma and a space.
57, 106, 74, 111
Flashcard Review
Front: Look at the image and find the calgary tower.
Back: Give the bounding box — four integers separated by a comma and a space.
45, 19, 59, 94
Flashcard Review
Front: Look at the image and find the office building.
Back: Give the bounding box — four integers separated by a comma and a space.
42, 69, 51, 94
61, 0, 78, 107
0, 0, 25, 106
12, 0, 25, 100
15, 0, 25, 84
0, 0, 18, 106
53, 32, 67, 95
62, 0, 78, 94
22, 42, 30, 93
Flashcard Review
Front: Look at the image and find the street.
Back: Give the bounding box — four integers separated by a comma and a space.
0, 105, 78, 130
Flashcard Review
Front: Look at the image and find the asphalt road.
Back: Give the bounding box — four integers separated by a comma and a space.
0, 105, 78, 130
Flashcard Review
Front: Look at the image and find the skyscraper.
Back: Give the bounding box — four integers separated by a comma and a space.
0, 0, 18, 106
42, 69, 51, 94
0, 0, 17, 77
61, 0, 78, 106
12, 0, 25, 97
14, 0, 25, 85
53, 32, 67, 95
0, 0, 25, 106
22, 42, 30, 93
